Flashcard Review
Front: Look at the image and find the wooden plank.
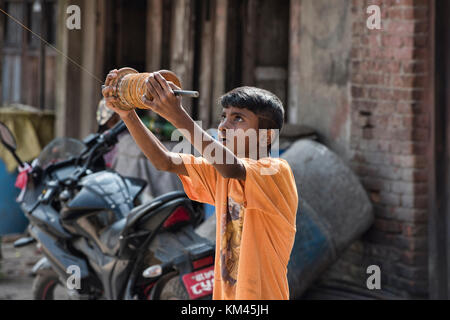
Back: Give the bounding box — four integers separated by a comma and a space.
103, 0, 117, 72
39, 0, 47, 110
161, 0, 173, 69
24, 55, 39, 106
12, 55, 20, 102
45, 55, 56, 108
1, 55, 10, 102
224, 0, 242, 92
79, 0, 98, 138
115, 0, 147, 71
19, 0, 27, 105
145, 0, 163, 119
186, 0, 196, 117
170, 0, 195, 115
195, 0, 228, 128
242, 0, 257, 86
2, 55, 10, 102
146, 0, 163, 71
198, 0, 213, 126
288, 0, 301, 124
211, 0, 227, 127
255, 0, 289, 67
63, 0, 83, 138
55, 0, 69, 137
94, 0, 106, 89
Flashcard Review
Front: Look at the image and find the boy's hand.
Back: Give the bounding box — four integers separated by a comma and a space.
143, 72, 183, 123
102, 69, 132, 118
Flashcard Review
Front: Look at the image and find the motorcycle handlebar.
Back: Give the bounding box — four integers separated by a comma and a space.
102, 120, 127, 142
73, 120, 127, 180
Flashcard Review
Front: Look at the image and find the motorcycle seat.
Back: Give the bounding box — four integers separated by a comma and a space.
99, 190, 187, 255
123, 191, 187, 231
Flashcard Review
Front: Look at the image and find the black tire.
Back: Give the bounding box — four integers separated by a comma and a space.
159, 276, 190, 300
32, 269, 60, 300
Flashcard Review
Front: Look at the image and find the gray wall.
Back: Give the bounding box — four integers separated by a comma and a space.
295, 0, 352, 161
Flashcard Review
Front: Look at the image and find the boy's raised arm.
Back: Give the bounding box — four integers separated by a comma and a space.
144, 72, 247, 180
120, 111, 188, 175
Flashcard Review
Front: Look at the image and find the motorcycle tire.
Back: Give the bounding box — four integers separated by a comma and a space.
159, 276, 189, 300
32, 269, 60, 300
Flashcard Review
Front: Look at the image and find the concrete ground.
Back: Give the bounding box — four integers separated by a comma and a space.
0, 234, 43, 300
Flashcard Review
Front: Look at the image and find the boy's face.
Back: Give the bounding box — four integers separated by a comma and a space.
218, 106, 268, 158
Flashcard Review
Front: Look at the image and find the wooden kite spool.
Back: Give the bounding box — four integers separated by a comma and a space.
111, 68, 184, 111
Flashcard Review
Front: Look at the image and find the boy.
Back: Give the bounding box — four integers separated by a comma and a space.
102, 70, 298, 300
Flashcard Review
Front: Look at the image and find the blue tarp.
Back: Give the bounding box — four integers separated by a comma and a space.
0, 160, 28, 235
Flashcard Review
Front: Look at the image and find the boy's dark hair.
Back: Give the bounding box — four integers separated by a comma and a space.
219, 86, 285, 131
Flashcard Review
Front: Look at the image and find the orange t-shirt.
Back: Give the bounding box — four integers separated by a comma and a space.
177, 154, 298, 300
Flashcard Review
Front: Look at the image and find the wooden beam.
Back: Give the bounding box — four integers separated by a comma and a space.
242, 0, 256, 86
55, 0, 69, 137
146, 0, 163, 71
79, 0, 98, 138
20, 0, 28, 105
288, 0, 301, 124
170, 0, 195, 115
95, 0, 106, 85
198, 0, 213, 126
197, 0, 228, 128
211, 0, 227, 127
64, 0, 83, 138
39, 0, 47, 110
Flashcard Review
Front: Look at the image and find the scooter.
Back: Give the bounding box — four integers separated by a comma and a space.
0, 120, 214, 300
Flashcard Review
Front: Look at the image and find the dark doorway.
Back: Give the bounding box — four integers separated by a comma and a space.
103, 0, 147, 75
225, 0, 289, 117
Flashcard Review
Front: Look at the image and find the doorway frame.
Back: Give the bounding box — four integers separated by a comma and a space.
428, 0, 450, 300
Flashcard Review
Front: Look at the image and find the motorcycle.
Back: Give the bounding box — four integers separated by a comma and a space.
0, 120, 215, 300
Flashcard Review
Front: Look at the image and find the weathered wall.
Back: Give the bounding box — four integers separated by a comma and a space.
295, 0, 352, 160
313, 0, 432, 299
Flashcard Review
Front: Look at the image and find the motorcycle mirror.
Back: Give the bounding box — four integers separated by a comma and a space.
0, 121, 17, 151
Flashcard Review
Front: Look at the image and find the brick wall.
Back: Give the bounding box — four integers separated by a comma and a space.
315, 0, 432, 298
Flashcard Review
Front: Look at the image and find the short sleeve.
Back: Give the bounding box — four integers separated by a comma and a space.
176, 153, 218, 206
241, 157, 298, 222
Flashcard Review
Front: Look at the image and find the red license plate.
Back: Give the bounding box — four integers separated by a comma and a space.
182, 265, 214, 299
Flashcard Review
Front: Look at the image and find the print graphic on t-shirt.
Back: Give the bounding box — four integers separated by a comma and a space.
220, 196, 244, 286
